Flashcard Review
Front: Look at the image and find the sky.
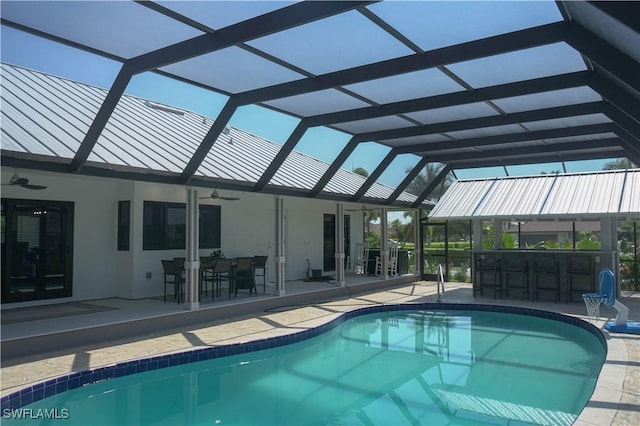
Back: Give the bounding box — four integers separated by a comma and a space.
0, 19, 613, 188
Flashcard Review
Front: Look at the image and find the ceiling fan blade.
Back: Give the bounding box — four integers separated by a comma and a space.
218, 196, 240, 201
20, 183, 47, 190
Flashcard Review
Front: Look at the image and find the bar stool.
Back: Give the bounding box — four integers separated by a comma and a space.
473, 254, 502, 298
502, 257, 529, 300
566, 255, 594, 303
532, 255, 559, 302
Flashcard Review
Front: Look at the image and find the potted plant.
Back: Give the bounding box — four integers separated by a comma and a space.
210, 249, 225, 260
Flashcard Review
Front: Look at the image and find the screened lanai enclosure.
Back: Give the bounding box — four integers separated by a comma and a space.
1, 1, 639, 307
425, 170, 640, 294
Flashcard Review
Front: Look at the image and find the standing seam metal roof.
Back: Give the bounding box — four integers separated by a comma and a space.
429, 169, 640, 220
0, 62, 422, 205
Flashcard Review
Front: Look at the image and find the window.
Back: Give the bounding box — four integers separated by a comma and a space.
143, 201, 221, 250
117, 201, 130, 251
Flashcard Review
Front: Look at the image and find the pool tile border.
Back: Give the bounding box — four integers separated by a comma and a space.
1, 302, 606, 412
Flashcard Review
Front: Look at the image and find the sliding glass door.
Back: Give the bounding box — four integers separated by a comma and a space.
1, 199, 74, 303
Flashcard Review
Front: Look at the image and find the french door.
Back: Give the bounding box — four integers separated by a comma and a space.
1, 199, 74, 303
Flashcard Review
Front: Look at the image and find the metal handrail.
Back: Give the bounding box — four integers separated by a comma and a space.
436, 264, 445, 302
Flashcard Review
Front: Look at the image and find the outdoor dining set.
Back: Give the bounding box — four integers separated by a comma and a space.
161, 255, 268, 303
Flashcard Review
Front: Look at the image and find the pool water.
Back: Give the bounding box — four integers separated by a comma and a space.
6, 309, 605, 425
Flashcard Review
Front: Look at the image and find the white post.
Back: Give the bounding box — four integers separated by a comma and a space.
184, 187, 200, 310
414, 209, 421, 274
335, 203, 346, 287
274, 196, 286, 296
380, 207, 388, 279
494, 219, 503, 249
472, 220, 483, 250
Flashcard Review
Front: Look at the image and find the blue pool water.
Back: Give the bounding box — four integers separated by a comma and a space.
3, 305, 606, 425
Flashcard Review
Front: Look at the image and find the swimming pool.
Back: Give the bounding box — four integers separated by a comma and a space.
2, 303, 606, 425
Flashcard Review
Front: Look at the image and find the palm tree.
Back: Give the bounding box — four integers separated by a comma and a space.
603, 158, 637, 170
353, 166, 380, 244
406, 162, 453, 202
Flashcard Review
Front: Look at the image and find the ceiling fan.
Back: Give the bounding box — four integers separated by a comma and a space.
346, 204, 376, 212
2, 171, 47, 190
199, 189, 240, 201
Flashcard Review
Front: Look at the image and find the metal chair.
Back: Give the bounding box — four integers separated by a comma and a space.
502, 257, 529, 301
532, 255, 559, 302
232, 257, 256, 298
473, 254, 502, 298
212, 258, 231, 299
199, 256, 216, 298
161, 259, 183, 303
252, 255, 268, 293
566, 255, 595, 303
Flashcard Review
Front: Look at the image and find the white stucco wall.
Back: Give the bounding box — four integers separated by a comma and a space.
2, 168, 365, 305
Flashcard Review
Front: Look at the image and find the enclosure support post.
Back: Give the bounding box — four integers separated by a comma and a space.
275, 196, 286, 296
335, 203, 346, 287
184, 187, 200, 310
380, 207, 389, 279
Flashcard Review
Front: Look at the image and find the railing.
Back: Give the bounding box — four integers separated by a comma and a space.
436, 263, 445, 302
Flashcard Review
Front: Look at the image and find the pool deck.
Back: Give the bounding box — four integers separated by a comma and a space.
1, 280, 638, 425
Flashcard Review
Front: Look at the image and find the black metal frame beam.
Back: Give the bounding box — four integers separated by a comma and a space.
565, 22, 640, 94
308, 138, 360, 197
589, 74, 640, 124
352, 149, 398, 200
179, 100, 239, 183
253, 120, 308, 191
429, 138, 621, 163
396, 123, 617, 154
234, 22, 568, 105
305, 71, 590, 127
359, 102, 605, 142
588, 1, 640, 34
128, 1, 371, 74
410, 165, 452, 208
67, 1, 369, 173
384, 157, 431, 205
450, 149, 628, 169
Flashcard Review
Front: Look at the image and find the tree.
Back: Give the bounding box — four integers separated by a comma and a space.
352, 166, 369, 177
603, 158, 637, 170
405, 162, 453, 202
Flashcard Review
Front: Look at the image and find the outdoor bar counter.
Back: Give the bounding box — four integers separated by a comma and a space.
472, 250, 616, 303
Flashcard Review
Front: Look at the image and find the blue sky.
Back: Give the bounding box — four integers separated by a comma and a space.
1, 23, 611, 186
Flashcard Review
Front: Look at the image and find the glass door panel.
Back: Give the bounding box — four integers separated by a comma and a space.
1, 199, 73, 303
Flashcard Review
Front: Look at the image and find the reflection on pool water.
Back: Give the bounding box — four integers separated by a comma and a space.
4, 306, 606, 425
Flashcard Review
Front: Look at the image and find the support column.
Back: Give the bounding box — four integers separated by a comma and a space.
184, 187, 200, 310
274, 196, 286, 296
335, 203, 346, 287
414, 209, 421, 274
380, 207, 388, 279
494, 219, 503, 249
601, 217, 619, 286
472, 220, 483, 250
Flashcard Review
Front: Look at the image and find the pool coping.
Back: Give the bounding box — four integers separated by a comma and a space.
1, 301, 607, 421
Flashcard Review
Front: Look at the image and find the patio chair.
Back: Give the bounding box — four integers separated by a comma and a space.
502, 256, 529, 301
200, 256, 216, 298
375, 242, 399, 276
161, 259, 183, 303
212, 258, 232, 299
532, 255, 559, 302
252, 255, 268, 293
566, 255, 595, 303
348, 243, 369, 274
232, 257, 256, 298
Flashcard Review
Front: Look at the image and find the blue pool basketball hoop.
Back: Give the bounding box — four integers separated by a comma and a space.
587, 269, 640, 335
